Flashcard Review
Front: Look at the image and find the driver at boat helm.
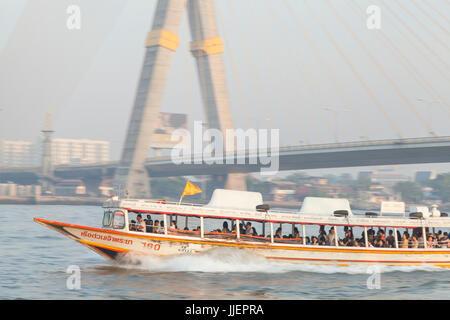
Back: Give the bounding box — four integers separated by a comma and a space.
136, 214, 145, 232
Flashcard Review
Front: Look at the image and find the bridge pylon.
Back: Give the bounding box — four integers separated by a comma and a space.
115, 0, 246, 198
40, 108, 55, 194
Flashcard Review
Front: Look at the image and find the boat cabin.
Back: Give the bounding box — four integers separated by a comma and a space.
102, 190, 450, 250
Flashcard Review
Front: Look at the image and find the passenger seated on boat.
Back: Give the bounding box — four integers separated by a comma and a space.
240, 223, 246, 235
374, 238, 385, 248
129, 220, 137, 231
169, 221, 177, 232
345, 238, 356, 247
438, 233, 449, 247
221, 221, 231, 233
274, 227, 282, 238
318, 226, 328, 245
159, 221, 165, 234
367, 229, 375, 244
245, 222, 254, 235
327, 227, 336, 246
343, 229, 353, 245
153, 220, 160, 233
136, 214, 145, 232
386, 230, 395, 248
146, 219, 153, 233
400, 232, 409, 248
410, 235, 419, 248
292, 227, 300, 239
427, 235, 435, 248
310, 236, 317, 245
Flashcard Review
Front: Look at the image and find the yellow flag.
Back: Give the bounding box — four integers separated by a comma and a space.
182, 181, 202, 197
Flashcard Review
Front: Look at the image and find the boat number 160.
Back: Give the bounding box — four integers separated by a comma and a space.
141, 242, 161, 251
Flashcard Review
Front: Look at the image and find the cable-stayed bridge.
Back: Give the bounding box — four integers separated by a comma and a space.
2, 136, 450, 194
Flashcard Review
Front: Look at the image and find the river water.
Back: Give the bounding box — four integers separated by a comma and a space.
1, 205, 450, 300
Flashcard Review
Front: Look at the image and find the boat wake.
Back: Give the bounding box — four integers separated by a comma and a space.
114, 248, 448, 275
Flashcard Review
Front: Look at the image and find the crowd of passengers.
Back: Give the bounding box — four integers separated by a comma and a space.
128, 214, 450, 248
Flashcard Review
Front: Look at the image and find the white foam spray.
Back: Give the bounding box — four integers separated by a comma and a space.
114, 248, 448, 275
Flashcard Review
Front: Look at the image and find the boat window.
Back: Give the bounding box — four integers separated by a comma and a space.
203, 218, 236, 240
128, 213, 165, 233
302, 224, 362, 247
422, 227, 450, 249
165, 215, 201, 238
273, 223, 303, 244
112, 210, 125, 229
102, 211, 112, 228
436, 228, 450, 248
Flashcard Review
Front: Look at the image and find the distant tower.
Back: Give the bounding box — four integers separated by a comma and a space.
41, 108, 54, 193
114, 0, 246, 198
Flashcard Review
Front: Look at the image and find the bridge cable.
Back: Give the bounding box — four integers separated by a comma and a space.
215, 1, 253, 131
379, 0, 450, 73
301, 0, 404, 139
282, 0, 373, 141
262, 0, 328, 145
260, 0, 343, 145
421, 0, 450, 27
410, 0, 450, 37
394, 0, 450, 52
253, 0, 311, 146
325, 0, 437, 137
226, 0, 300, 147
348, 0, 450, 118
359, 0, 450, 85
225, 0, 284, 144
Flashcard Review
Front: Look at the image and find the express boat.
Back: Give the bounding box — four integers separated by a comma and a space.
34, 189, 450, 267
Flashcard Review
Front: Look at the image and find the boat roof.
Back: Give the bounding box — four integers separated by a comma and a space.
205, 189, 263, 211
299, 197, 353, 216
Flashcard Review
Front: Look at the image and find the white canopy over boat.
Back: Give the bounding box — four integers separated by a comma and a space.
299, 197, 353, 216
380, 201, 405, 216
205, 189, 264, 211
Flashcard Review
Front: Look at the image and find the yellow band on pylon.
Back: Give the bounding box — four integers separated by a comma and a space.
146, 30, 180, 51
190, 37, 224, 57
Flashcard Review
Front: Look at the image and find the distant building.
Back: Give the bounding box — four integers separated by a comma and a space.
308, 177, 328, 185
0, 183, 41, 197
98, 179, 114, 197
0, 139, 34, 167
54, 179, 86, 196
371, 173, 410, 186
415, 171, 436, 183
358, 171, 373, 181
358, 170, 410, 187
51, 138, 110, 166
1, 138, 110, 168
367, 191, 396, 203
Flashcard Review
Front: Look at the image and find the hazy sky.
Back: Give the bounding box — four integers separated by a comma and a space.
0, 0, 449, 175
